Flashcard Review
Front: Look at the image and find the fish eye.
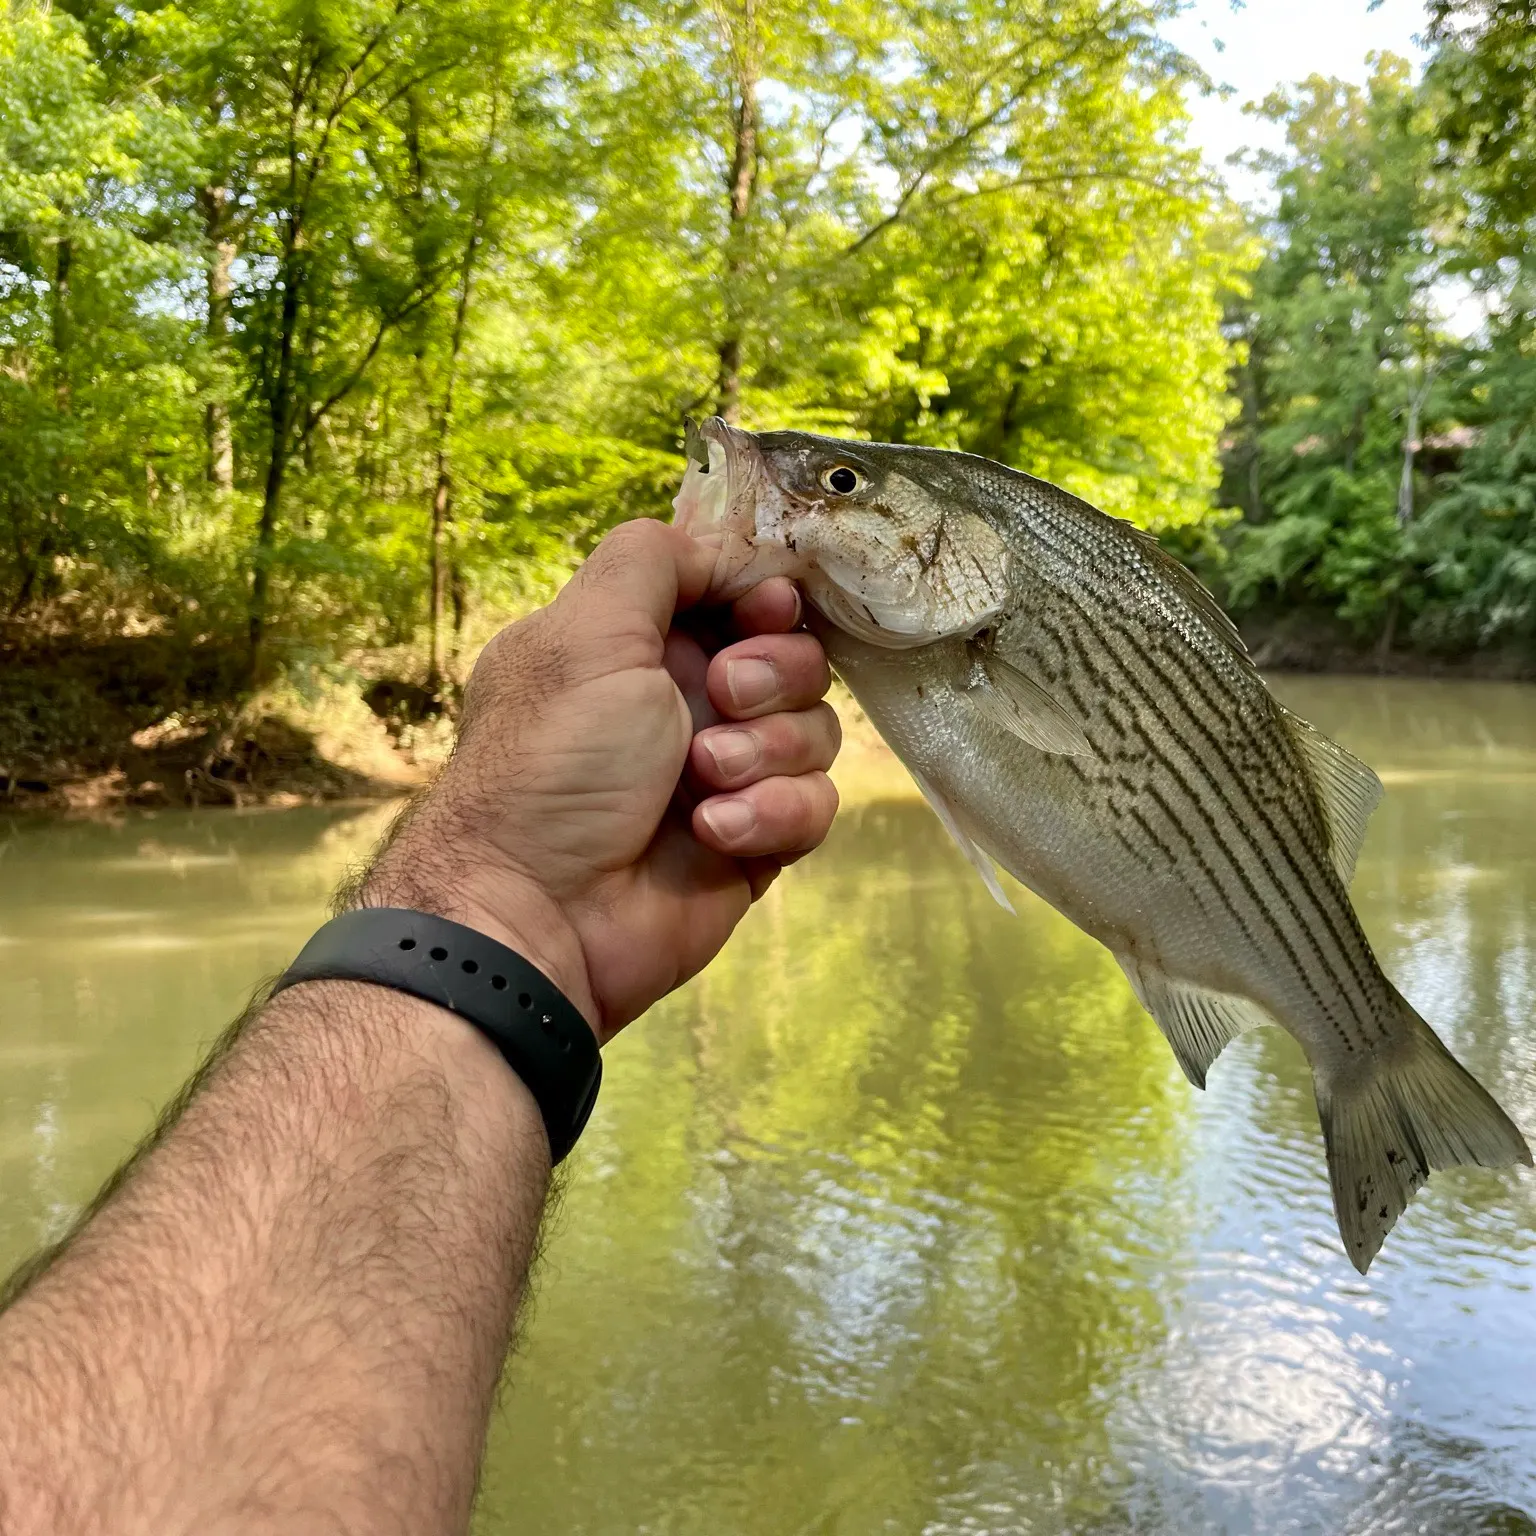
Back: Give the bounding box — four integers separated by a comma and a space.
820, 464, 865, 495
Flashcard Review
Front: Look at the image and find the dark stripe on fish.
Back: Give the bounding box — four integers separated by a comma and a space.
1047, 583, 1365, 1048
1029, 513, 1387, 1040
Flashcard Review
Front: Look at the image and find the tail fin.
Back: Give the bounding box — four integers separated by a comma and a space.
1316, 993, 1531, 1274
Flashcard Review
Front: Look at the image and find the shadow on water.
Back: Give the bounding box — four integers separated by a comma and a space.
2, 678, 1535, 1533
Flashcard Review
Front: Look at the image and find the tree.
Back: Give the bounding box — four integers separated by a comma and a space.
531, 0, 1244, 530
1427, 0, 1536, 257
1403, 1, 1536, 648
1, 3, 201, 619
1216, 56, 1460, 637
5, 0, 1250, 698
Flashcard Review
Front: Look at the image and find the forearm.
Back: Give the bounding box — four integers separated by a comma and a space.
0, 980, 550, 1536
0, 528, 841, 1534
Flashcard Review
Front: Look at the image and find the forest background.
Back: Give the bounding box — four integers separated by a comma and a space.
3, 0, 1535, 802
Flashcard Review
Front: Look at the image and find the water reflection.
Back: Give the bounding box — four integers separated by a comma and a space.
1, 678, 1534, 1532
493, 800, 1188, 1533
0, 804, 395, 1259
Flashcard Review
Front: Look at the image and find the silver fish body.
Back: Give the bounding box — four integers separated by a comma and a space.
674, 416, 1531, 1273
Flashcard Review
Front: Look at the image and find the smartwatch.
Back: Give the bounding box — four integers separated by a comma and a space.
271, 907, 601, 1163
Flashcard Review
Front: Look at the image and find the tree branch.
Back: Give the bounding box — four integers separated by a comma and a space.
298, 275, 450, 440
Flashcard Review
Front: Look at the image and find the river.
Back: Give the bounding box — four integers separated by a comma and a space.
3, 675, 1535, 1533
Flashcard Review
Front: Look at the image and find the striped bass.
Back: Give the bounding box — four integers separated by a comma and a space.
673, 416, 1531, 1273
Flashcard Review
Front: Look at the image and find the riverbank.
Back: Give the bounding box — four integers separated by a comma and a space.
0, 636, 442, 814
6, 619, 1534, 816
1239, 610, 1536, 681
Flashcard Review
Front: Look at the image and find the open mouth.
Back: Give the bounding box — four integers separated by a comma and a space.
671, 417, 802, 599
672, 417, 733, 533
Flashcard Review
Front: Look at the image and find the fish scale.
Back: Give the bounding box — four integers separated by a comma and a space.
673, 417, 1531, 1272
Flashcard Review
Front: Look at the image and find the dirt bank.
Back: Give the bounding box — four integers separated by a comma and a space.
0, 636, 440, 814
1239, 609, 1536, 681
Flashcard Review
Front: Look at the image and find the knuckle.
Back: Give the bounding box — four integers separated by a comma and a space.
462, 611, 563, 729
598, 516, 670, 566
809, 770, 840, 819
475, 618, 520, 670
754, 714, 795, 762
791, 646, 832, 699
567, 522, 640, 594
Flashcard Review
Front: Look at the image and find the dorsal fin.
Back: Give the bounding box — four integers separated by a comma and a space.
1281, 708, 1384, 886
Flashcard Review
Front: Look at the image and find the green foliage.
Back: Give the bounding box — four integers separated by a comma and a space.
1214, 24, 1536, 659
1410, 340, 1536, 644
1, 0, 1245, 688
0, 3, 209, 620
1215, 57, 1448, 631
1427, 0, 1536, 262
13, 0, 1536, 688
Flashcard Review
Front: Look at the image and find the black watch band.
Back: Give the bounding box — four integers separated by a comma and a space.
271, 908, 601, 1164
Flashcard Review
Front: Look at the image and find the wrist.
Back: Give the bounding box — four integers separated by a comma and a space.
256, 978, 548, 1167
454, 891, 597, 1037
353, 862, 598, 1039
272, 909, 602, 1164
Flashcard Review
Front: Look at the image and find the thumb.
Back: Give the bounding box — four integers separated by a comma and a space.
561, 518, 723, 638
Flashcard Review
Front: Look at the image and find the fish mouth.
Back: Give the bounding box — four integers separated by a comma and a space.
672, 416, 745, 534
672, 416, 802, 600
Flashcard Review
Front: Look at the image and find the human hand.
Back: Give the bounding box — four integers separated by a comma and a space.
358, 518, 841, 1041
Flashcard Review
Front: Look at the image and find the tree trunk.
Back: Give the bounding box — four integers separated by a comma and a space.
995, 375, 1022, 459
41, 232, 74, 605
715, 9, 759, 424
427, 469, 452, 694
1396, 412, 1419, 527
200, 185, 236, 501
450, 565, 467, 652
1398, 375, 1430, 528
1377, 589, 1400, 667
52, 236, 72, 408
426, 253, 476, 695
425, 96, 495, 697
249, 237, 301, 685
716, 334, 744, 422
249, 444, 287, 680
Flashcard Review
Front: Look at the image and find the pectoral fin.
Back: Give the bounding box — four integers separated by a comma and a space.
911, 768, 1015, 914
962, 648, 1093, 757
1281, 708, 1383, 886
1116, 954, 1275, 1089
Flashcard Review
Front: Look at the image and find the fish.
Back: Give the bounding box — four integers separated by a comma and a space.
672, 415, 1532, 1273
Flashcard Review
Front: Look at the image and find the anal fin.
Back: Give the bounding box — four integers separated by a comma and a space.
911, 768, 1015, 914
1116, 954, 1275, 1089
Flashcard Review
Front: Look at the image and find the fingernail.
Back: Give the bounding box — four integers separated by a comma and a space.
726, 658, 777, 711
701, 797, 756, 844
702, 728, 760, 779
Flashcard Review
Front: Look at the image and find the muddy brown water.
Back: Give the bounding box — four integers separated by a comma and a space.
3, 676, 1534, 1533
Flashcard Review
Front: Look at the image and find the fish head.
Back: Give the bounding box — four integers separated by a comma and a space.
673, 418, 1009, 649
